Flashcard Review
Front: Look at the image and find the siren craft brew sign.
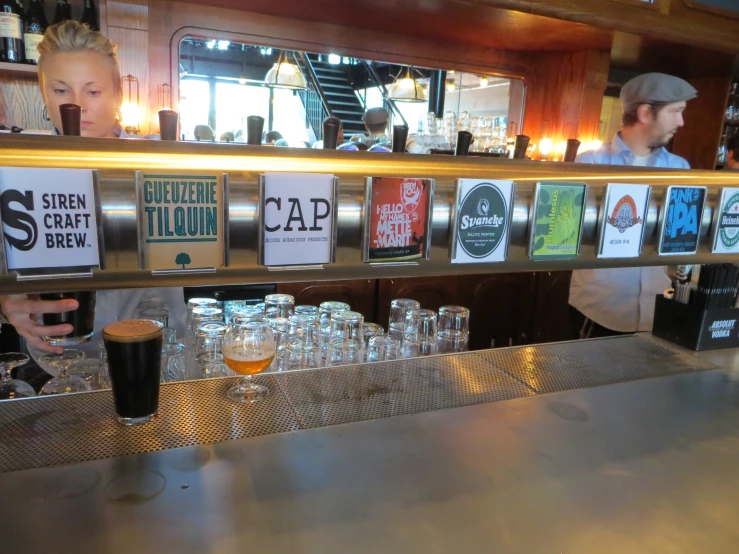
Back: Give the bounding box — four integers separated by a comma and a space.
365, 177, 432, 262
138, 173, 224, 270
0, 167, 101, 271
598, 183, 650, 259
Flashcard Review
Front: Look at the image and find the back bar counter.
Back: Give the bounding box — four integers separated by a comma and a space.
2, 134, 739, 292
4, 136, 739, 552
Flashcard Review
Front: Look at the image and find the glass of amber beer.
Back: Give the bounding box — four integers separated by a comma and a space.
221, 320, 275, 403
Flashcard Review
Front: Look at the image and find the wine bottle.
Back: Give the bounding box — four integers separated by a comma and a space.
80, 0, 97, 31
0, 0, 24, 63
24, 0, 47, 65
53, 0, 71, 25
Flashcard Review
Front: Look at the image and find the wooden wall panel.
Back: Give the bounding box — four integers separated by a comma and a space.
522, 50, 610, 157
107, 0, 148, 30
107, 26, 150, 134
0, 72, 51, 131
670, 49, 734, 170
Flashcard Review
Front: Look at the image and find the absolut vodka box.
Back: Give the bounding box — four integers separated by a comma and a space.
652, 295, 739, 351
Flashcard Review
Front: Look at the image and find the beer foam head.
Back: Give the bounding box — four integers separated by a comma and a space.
103, 319, 163, 343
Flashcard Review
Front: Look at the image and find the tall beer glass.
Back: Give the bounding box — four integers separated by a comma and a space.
41, 291, 96, 345
103, 319, 164, 426
221, 320, 275, 403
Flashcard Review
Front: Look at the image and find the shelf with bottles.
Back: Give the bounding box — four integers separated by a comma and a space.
0, 61, 37, 74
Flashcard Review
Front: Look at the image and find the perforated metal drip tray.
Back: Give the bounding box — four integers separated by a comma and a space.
0, 335, 717, 472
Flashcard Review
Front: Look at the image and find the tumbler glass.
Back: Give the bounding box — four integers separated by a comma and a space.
388, 299, 420, 342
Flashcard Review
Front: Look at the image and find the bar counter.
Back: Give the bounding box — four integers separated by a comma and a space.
1, 334, 738, 553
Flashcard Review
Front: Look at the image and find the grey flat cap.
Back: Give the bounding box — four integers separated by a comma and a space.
363, 107, 389, 126
621, 73, 697, 113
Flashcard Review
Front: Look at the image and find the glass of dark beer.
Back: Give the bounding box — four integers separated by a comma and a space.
103, 319, 164, 426
40, 291, 96, 346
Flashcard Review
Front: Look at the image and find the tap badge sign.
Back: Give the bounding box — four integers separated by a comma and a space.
598, 183, 650, 259
659, 186, 706, 255
451, 179, 513, 264
365, 177, 432, 262
713, 188, 739, 254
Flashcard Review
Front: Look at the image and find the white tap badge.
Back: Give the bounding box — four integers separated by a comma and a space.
0, 167, 100, 271
712, 187, 739, 254
262, 172, 335, 266
598, 183, 650, 259
451, 179, 513, 264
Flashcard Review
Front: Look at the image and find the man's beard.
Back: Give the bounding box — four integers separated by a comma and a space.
648, 132, 674, 150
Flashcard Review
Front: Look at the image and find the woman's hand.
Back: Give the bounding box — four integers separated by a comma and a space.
0, 294, 79, 354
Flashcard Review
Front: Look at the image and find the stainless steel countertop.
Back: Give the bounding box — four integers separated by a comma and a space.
2, 336, 739, 553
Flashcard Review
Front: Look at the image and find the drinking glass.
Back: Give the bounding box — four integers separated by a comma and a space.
265, 294, 295, 320
221, 321, 276, 403
388, 299, 420, 341
402, 309, 438, 358
329, 311, 364, 343
103, 320, 164, 426
367, 336, 400, 362
161, 342, 186, 383
294, 305, 319, 316
69, 358, 105, 390
223, 300, 248, 324
40, 291, 96, 346
186, 297, 217, 331
194, 322, 228, 378
326, 339, 364, 366
0, 352, 35, 399
138, 307, 170, 328
288, 313, 322, 345
270, 317, 290, 360
185, 307, 223, 374
437, 305, 470, 353
285, 341, 322, 370
319, 301, 350, 341
254, 302, 266, 314
39, 349, 90, 395
98, 341, 111, 389
231, 312, 269, 326
363, 323, 384, 348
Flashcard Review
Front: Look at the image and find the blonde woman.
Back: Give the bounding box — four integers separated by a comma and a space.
0, 22, 187, 362
38, 21, 126, 138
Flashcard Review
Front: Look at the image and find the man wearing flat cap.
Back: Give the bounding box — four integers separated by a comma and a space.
355, 106, 390, 147
569, 73, 697, 338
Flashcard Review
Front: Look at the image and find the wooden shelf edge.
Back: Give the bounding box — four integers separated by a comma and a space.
0, 61, 38, 75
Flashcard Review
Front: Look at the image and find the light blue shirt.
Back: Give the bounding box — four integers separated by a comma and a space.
575, 132, 690, 169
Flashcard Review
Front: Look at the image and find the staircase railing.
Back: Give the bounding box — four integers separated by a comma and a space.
362, 61, 408, 128
297, 52, 333, 141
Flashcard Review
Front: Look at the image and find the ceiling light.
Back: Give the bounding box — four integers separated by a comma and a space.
238, 78, 247, 85
328, 54, 341, 65
446, 80, 456, 93
217, 40, 230, 51
387, 66, 427, 103
264, 51, 307, 90
479, 76, 489, 87
206, 39, 216, 49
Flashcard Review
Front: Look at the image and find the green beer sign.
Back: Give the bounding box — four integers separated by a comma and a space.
451, 179, 513, 264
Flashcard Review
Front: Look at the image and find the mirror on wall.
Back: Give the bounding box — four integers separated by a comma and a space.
177, 37, 524, 153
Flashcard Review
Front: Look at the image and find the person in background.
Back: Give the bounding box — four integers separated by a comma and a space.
569, 72, 697, 338
354, 107, 389, 147
0, 21, 187, 361
724, 134, 739, 170
264, 130, 283, 144
194, 124, 214, 141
